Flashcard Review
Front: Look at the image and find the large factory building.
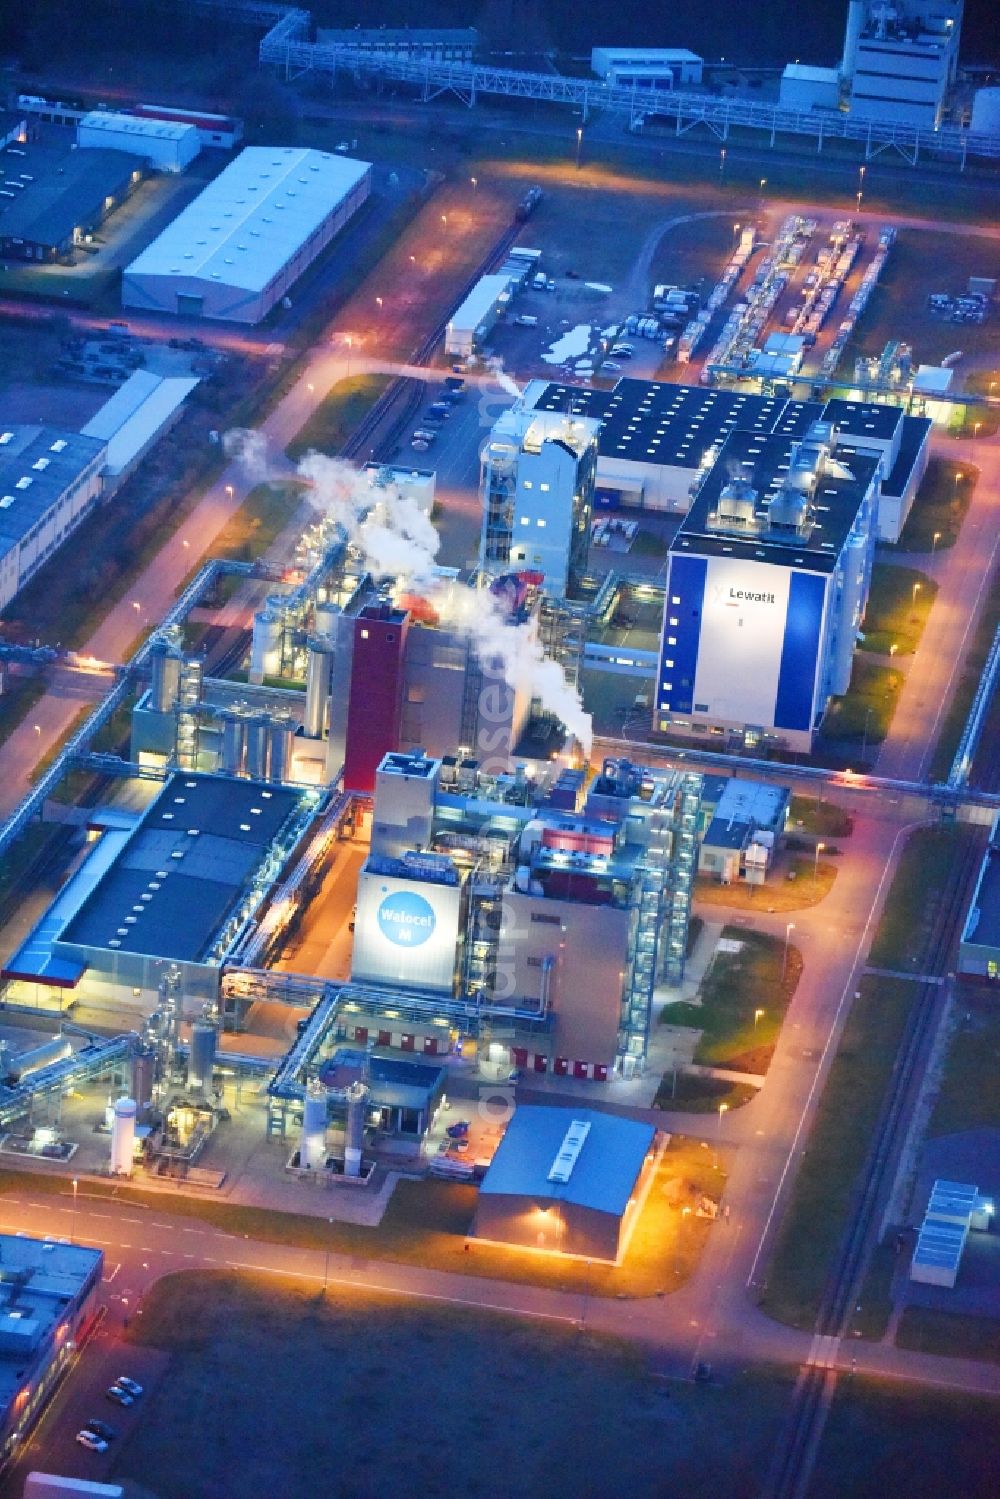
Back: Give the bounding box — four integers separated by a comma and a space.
122, 147, 372, 323
523, 377, 930, 544
343, 750, 701, 1078
656, 419, 879, 752
0, 426, 107, 611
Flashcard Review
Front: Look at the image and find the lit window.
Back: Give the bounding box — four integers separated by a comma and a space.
668, 636, 676, 646
520, 517, 531, 526
537, 519, 546, 528
669, 617, 678, 626
360, 629, 369, 639
671, 595, 680, 605
663, 659, 674, 669
523, 480, 533, 489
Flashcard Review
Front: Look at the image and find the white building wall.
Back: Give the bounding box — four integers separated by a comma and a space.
77, 112, 200, 171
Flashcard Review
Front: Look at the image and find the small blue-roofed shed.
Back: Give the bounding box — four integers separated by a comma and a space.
472, 1105, 659, 1262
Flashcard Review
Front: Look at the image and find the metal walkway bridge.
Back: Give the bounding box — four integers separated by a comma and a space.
250, 8, 1000, 169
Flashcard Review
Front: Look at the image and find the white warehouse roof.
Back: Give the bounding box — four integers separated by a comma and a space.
79, 110, 196, 144
124, 147, 372, 296
82, 368, 200, 477
449, 273, 513, 335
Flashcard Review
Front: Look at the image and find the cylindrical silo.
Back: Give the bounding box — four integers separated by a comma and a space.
245, 714, 271, 781
344, 1080, 368, 1178
300, 1081, 329, 1171
187, 1019, 217, 1096
249, 609, 283, 684
268, 716, 293, 784
304, 640, 334, 740
110, 1097, 137, 1176
130, 1044, 157, 1111
150, 636, 183, 714
221, 711, 246, 775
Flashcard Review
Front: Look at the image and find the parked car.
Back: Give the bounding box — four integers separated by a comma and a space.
106, 1385, 135, 1408
76, 1430, 109, 1453
83, 1419, 117, 1442
115, 1377, 144, 1397
602, 360, 622, 372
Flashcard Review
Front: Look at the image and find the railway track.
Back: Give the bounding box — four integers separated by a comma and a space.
761, 823, 985, 1499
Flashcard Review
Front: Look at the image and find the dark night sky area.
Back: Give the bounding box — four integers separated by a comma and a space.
1, 0, 997, 69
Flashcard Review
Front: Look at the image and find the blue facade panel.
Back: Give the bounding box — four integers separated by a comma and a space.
659, 554, 706, 714
774, 571, 826, 731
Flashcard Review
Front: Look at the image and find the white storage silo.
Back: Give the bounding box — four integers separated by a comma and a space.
221, 711, 247, 775
304, 639, 334, 740
268, 715, 294, 783
249, 608, 283, 684
300, 1081, 329, 1171
344, 1081, 369, 1178
150, 636, 183, 713
187, 1018, 217, 1096
110, 1097, 138, 1176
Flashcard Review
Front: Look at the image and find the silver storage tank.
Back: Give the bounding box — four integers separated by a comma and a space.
344, 1081, 368, 1177
150, 636, 183, 714
221, 711, 247, 775
300, 1081, 328, 1171
245, 715, 271, 781
304, 639, 334, 740
268, 715, 294, 783
249, 608, 282, 684
187, 1019, 217, 1096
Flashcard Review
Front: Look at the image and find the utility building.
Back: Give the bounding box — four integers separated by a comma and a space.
656, 420, 879, 752
76, 111, 200, 172
473, 1108, 660, 1261
842, 0, 963, 128
122, 147, 372, 323
0, 426, 106, 610
480, 405, 600, 599
0, 141, 144, 262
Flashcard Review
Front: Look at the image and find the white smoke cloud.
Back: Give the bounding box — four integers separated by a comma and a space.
297, 449, 591, 754
223, 427, 271, 484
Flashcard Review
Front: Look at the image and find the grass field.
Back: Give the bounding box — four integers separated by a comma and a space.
867, 824, 975, 973
660, 927, 802, 1076
285, 374, 394, 462
205, 481, 306, 564
927, 998, 1000, 1137
858, 563, 936, 657
117, 1271, 796, 1499
695, 857, 837, 914
787, 795, 853, 839
925, 568, 1000, 783
895, 1306, 1000, 1365
809, 1375, 1000, 1499
896, 459, 976, 553
759, 974, 916, 1328
820, 657, 902, 746
0, 1141, 722, 1300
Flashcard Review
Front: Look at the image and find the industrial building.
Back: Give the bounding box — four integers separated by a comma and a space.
76, 111, 201, 172
0, 426, 107, 612
340, 750, 701, 1077
0, 1234, 103, 1467
480, 404, 600, 599
0, 140, 144, 262
522, 377, 930, 543
81, 368, 201, 485
697, 777, 790, 884
781, 0, 964, 128
959, 814, 1000, 979
122, 147, 372, 323
909, 1179, 993, 1289
130, 103, 243, 150
590, 47, 703, 89
5, 773, 317, 1010
656, 419, 879, 752
473, 1108, 660, 1261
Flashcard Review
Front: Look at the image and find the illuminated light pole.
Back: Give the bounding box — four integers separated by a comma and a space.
470, 176, 477, 193
782, 921, 796, 983
932, 530, 942, 554
889, 641, 898, 657
575, 127, 583, 169
814, 841, 825, 882
754, 1008, 765, 1030
857, 163, 866, 213
719, 147, 726, 178
912, 581, 921, 609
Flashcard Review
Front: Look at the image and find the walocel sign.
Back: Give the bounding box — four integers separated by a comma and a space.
376, 888, 437, 947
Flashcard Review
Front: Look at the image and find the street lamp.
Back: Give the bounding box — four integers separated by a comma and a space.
575, 127, 584, 170
889, 641, 898, 657
782, 921, 796, 982
754, 1007, 765, 1029
814, 841, 825, 881
974, 420, 982, 440
932, 530, 942, 554
470, 176, 477, 192
912, 581, 921, 607
375, 296, 383, 313
441, 213, 448, 227
719, 147, 726, 177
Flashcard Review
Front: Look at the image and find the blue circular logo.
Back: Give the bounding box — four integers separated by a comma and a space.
377, 889, 436, 948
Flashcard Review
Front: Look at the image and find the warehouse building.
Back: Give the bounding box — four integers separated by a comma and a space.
76, 111, 201, 172
523, 377, 929, 542
0, 1234, 103, 1467
0, 141, 144, 262
81, 368, 201, 485
656, 420, 879, 752
7, 773, 317, 1010
590, 47, 703, 89
122, 147, 372, 324
473, 1108, 660, 1261
959, 814, 1000, 979
0, 426, 107, 611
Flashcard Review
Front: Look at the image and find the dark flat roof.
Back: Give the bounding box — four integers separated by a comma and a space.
529, 377, 822, 470
671, 429, 878, 572
479, 1105, 655, 1217
880, 414, 932, 499
58, 773, 304, 963
821, 397, 903, 442
0, 141, 142, 249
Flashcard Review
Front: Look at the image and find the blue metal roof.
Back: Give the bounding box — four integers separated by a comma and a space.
478, 1105, 655, 1217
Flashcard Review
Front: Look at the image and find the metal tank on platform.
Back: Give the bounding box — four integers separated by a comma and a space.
299, 1080, 329, 1171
